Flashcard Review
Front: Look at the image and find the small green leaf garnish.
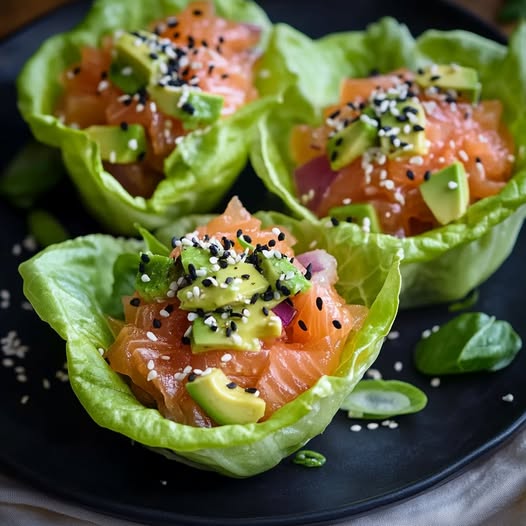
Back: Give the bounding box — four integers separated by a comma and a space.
0, 142, 65, 208
27, 210, 69, 248
448, 289, 479, 312
292, 450, 326, 468
414, 312, 522, 375
135, 224, 171, 256
341, 379, 427, 419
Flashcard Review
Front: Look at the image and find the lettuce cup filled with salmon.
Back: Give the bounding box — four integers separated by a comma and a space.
18, 197, 400, 477
251, 18, 526, 307
17, 0, 278, 235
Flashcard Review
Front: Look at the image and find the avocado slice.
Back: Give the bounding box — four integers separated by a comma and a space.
109, 30, 168, 93
191, 302, 282, 353
148, 84, 223, 128
186, 368, 266, 425
419, 162, 470, 225
180, 245, 215, 274
379, 98, 428, 158
85, 124, 147, 163
258, 256, 311, 297
415, 64, 481, 103
177, 261, 269, 311
326, 118, 377, 170
135, 253, 179, 301
328, 203, 382, 233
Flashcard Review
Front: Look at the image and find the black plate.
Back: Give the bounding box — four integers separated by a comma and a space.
0, 1, 524, 525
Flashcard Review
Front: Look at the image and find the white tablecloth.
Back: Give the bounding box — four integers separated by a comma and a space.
1, 427, 525, 526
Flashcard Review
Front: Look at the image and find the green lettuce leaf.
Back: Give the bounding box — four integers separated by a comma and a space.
17, 0, 276, 235
19, 227, 401, 477
250, 18, 526, 308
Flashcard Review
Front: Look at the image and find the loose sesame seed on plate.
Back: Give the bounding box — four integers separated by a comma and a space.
367, 423, 379, 430
394, 361, 403, 372
430, 377, 441, 388
350, 424, 362, 432
502, 393, 514, 403
366, 368, 382, 380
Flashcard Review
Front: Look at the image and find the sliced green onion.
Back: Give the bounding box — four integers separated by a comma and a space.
292, 449, 326, 468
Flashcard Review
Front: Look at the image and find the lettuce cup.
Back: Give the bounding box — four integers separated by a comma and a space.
18, 197, 401, 477
251, 18, 526, 308
17, 0, 278, 235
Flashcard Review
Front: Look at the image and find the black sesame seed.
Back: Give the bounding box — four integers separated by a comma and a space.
202, 278, 213, 287
304, 263, 312, 281
330, 151, 338, 162
226, 382, 237, 389
329, 109, 341, 120
245, 387, 258, 394
413, 124, 425, 132
153, 318, 161, 329
221, 73, 229, 79
316, 297, 323, 311
236, 229, 243, 238
120, 121, 129, 131
243, 234, 252, 243
167, 18, 178, 28
165, 304, 174, 313
424, 170, 431, 181
208, 64, 215, 75
278, 232, 285, 241
130, 297, 141, 307
330, 217, 340, 227
188, 263, 197, 280
332, 319, 342, 329
225, 327, 232, 337
149, 52, 159, 60
138, 262, 145, 273
281, 285, 291, 296
406, 169, 415, 180
137, 151, 146, 162
101, 70, 108, 79
268, 239, 276, 247
193, 8, 203, 15
250, 293, 259, 305
476, 156, 482, 163
430, 75, 441, 81
73, 66, 81, 75
188, 372, 197, 382
298, 320, 308, 331
182, 336, 191, 345
262, 307, 269, 316
219, 260, 229, 269
173, 31, 180, 38
181, 102, 195, 115
230, 321, 238, 332
241, 274, 250, 280
225, 277, 234, 285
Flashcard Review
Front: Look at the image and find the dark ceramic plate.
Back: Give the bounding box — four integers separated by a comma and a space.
0, 1, 524, 525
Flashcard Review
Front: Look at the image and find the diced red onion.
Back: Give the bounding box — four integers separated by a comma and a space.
272, 301, 297, 327
296, 249, 338, 285
293, 155, 338, 212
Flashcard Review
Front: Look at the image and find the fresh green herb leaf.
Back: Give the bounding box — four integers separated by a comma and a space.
414, 312, 522, 375
135, 224, 170, 257
292, 450, 326, 468
448, 289, 479, 312
499, 0, 526, 23
341, 379, 427, 419
27, 209, 69, 248
0, 142, 65, 208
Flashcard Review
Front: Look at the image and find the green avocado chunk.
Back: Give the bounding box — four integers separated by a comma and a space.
186, 368, 266, 425
148, 85, 224, 128
379, 98, 428, 158
419, 162, 470, 225
328, 203, 382, 233
191, 302, 282, 353
258, 255, 311, 297
326, 118, 377, 170
135, 253, 179, 301
177, 261, 269, 311
415, 64, 481, 103
109, 30, 167, 93
84, 124, 147, 163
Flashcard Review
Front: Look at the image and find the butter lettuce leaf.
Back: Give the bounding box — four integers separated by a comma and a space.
17, 0, 275, 235
19, 228, 400, 477
250, 18, 526, 308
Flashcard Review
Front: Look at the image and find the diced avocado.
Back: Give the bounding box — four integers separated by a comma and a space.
379, 98, 428, 158
328, 203, 382, 233
419, 162, 470, 225
180, 246, 214, 274
258, 256, 311, 297
190, 303, 282, 353
148, 84, 223, 128
84, 124, 146, 163
109, 30, 167, 93
415, 64, 481, 103
326, 118, 377, 170
177, 262, 269, 311
136, 253, 179, 301
186, 368, 266, 425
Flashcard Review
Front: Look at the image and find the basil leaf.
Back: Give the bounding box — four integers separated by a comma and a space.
414, 312, 522, 375
340, 379, 427, 419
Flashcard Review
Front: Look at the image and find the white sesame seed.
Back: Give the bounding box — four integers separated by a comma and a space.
183, 365, 192, 374
502, 393, 514, 402
43, 378, 51, 389
221, 353, 233, 363
141, 274, 151, 283
97, 80, 109, 92
128, 139, 139, 151
394, 361, 403, 372
147, 370, 158, 381
12, 244, 22, 256
431, 325, 440, 333
161, 355, 170, 361
447, 181, 458, 190
159, 309, 170, 318
388, 421, 399, 429
187, 312, 198, 322
350, 424, 362, 432
387, 330, 400, 340
409, 156, 424, 166
2, 358, 14, 367
193, 368, 203, 375
430, 377, 441, 388
20, 395, 29, 405
146, 331, 158, 342
367, 423, 379, 430
458, 150, 469, 162
147, 359, 155, 370
16, 374, 28, 383
366, 368, 382, 380
422, 329, 432, 339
